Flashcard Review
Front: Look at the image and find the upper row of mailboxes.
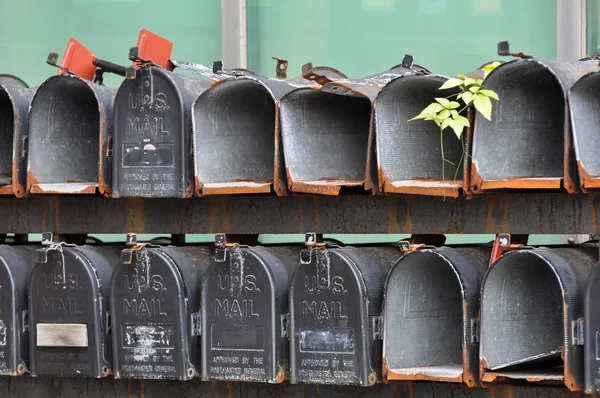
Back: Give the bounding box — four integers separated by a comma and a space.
3, 232, 600, 393
2, 30, 600, 199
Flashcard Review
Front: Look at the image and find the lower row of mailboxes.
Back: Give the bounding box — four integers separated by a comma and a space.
3, 236, 600, 392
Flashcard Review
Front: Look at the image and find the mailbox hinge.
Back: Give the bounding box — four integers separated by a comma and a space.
281, 313, 289, 338
572, 318, 585, 346
372, 316, 384, 340
471, 318, 480, 344
191, 312, 201, 337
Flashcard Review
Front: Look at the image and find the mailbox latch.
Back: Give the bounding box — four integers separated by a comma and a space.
281, 313, 289, 338
471, 318, 480, 344
191, 312, 201, 337
372, 316, 384, 340
572, 318, 585, 346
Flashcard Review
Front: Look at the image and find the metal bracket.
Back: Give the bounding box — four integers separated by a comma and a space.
212, 61, 245, 77
281, 313, 289, 338
191, 312, 202, 337
401, 54, 414, 69
302, 62, 335, 85
105, 311, 111, 335
372, 316, 384, 340
497, 40, 533, 59
106, 134, 113, 157
301, 232, 326, 264
490, 233, 529, 266
272, 56, 288, 79
572, 318, 584, 346
21, 310, 28, 334
471, 318, 480, 344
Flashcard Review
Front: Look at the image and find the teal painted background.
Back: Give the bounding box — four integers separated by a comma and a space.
0, 0, 561, 244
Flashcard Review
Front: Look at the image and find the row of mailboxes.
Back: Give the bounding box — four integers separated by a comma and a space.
6, 235, 600, 390
7, 37, 600, 199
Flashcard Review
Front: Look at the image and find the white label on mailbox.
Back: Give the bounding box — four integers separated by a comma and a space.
36, 323, 88, 347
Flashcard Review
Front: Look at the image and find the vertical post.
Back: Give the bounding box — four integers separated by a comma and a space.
221, 0, 248, 69
557, 0, 586, 61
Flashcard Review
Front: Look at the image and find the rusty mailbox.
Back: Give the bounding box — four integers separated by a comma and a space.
480, 246, 597, 391
110, 239, 211, 379
279, 57, 429, 195
288, 235, 397, 385
568, 68, 600, 191
192, 61, 346, 196
27, 39, 117, 195
29, 237, 120, 377
382, 246, 489, 386
112, 46, 218, 198
471, 42, 598, 193
201, 235, 298, 382
0, 245, 37, 375
0, 82, 34, 197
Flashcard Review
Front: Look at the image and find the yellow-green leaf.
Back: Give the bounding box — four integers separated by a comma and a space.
438, 109, 451, 119
479, 89, 499, 100
482, 61, 501, 71
463, 77, 477, 87
449, 100, 460, 109
469, 85, 480, 93
439, 78, 464, 90
447, 119, 465, 139
453, 115, 470, 127
474, 94, 492, 120
435, 97, 451, 108
458, 91, 475, 105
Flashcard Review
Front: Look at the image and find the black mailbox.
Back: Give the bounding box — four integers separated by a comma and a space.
110, 243, 211, 379
0, 246, 36, 375
0, 82, 34, 197
471, 52, 597, 193
382, 246, 489, 387
289, 237, 397, 385
0, 75, 28, 88
29, 241, 120, 377
480, 247, 597, 391
112, 63, 213, 198
28, 39, 115, 196
201, 235, 298, 382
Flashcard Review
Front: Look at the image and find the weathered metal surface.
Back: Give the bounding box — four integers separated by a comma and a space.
585, 258, 600, 393
289, 245, 397, 385
29, 244, 120, 377
1, 193, 600, 234
0, 83, 34, 197
0, 245, 37, 375
480, 247, 597, 391
0, 75, 28, 88
471, 58, 598, 193
27, 74, 115, 196
202, 244, 299, 382
112, 63, 215, 198
568, 70, 600, 191
383, 247, 489, 387
110, 245, 211, 380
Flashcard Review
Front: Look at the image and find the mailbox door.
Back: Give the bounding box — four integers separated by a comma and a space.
113, 65, 190, 198
29, 247, 106, 377
202, 247, 294, 382
110, 248, 192, 379
289, 249, 371, 385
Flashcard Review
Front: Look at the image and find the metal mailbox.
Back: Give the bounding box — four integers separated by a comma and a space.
480, 246, 597, 391
0, 245, 36, 375
471, 44, 597, 193
27, 39, 116, 195
568, 69, 600, 191
0, 82, 34, 197
112, 60, 215, 198
585, 258, 600, 393
192, 62, 346, 196
0, 75, 28, 88
29, 241, 120, 377
201, 235, 299, 382
279, 58, 429, 195
110, 243, 211, 379
288, 236, 397, 385
382, 246, 489, 386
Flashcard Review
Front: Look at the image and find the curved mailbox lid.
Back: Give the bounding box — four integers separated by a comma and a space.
480, 247, 596, 391
289, 246, 397, 386
27, 74, 115, 195
29, 244, 120, 377
585, 258, 600, 393
0, 82, 34, 197
382, 247, 489, 387
110, 245, 211, 380
279, 61, 429, 196
471, 58, 598, 194
0, 245, 37, 375
0, 75, 28, 88
568, 68, 600, 191
191, 63, 345, 197
201, 245, 299, 382
112, 64, 217, 198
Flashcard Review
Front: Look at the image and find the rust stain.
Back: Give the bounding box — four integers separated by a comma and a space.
486, 196, 494, 233
28, 184, 97, 195
54, 197, 60, 232
26, 168, 38, 193
364, 110, 380, 194
563, 111, 578, 194
383, 180, 461, 198
194, 176, 204, 197
0, 186, 13, 195
405, 196, 413, 232
125, 198, 146, 233
382, 356, 390, 383
97, 116, 111, 197
388, 199, 398, 234
578, 160, 600, 190
469, 163, 485, 194
273, 104, 288, 196
12, 183, 24, 198
201, 182, 272, 196
590, 194, 598, 233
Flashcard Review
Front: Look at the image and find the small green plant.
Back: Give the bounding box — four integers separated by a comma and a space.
409, 61, 501, 182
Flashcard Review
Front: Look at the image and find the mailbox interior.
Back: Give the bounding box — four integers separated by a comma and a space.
376, 75, 463, 197
280, 89, 371, 195
29, 75, 100, 194
471, 60, 564, 191
384, 251, 463, 381
193, 79, 276, 195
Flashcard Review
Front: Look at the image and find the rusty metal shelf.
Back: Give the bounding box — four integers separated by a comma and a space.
0, 193, 598, 234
